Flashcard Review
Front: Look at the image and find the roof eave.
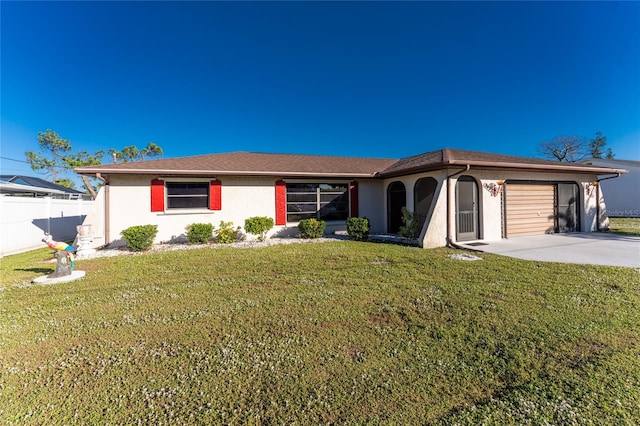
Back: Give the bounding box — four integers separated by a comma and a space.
379, 160, 627, 178
454, 160, 628, 175
75, 168, 378, 179
76, 161, 628, 180
0, 182, 69, 195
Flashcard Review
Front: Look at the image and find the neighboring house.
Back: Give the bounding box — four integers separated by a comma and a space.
0, 175, 90, 199
577, 158, 640, 218
0, 176, 93, 256
74, 148, 627, 249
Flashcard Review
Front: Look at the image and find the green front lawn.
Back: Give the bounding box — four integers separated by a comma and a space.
608, 217, 640, 237
1, 242, 638, 424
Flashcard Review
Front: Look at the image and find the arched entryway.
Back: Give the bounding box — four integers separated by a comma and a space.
387, 181, 406, 234
456, 176, 479, 241
414, 177, 438, 232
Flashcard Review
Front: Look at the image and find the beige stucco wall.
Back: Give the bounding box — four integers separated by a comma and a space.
94, 169, 605, 248
105, 175, 281, 245
380, 171, 449, 248
421, 178, 448, 248
356, 180, 386, 233
75, 186, 106, 249
380, 169, 604, 249
102, 175, 384, 246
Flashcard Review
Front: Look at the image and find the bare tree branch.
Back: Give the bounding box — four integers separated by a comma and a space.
537, 135, 587, 162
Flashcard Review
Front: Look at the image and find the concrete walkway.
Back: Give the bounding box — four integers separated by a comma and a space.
460, 233, 640, 268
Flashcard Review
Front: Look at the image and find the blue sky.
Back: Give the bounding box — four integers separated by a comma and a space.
2, 1, 639, 183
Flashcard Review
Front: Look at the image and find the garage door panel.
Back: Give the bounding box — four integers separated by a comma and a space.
506, 184, 556, 237
507, 196, 555, 203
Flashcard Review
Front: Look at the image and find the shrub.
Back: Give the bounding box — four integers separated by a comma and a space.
185, 223, 214, 244
346, 217, 370, 241
120, 224, 157, 251
244, 216, 275, 241
298, 218, 326, 239
216, 221, 243, 244
399, 207, 421, 239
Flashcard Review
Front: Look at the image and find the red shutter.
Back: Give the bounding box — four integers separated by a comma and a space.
275, 180, 286, 225
350, 181, 359, 217
209, 180, 221, 210
151, 179, 165, 212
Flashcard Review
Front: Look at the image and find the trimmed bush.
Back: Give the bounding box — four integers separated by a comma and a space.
298, 218, 326, 239
216, 221, 243, 244
120, 224, 157, 251
346, 217, 370, 241
186, 223, 214, 245
244, 216, 275, 241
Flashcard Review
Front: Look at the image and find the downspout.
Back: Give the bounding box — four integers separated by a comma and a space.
594, 173, 621, 231
96, 173, 110, 245
446, 165, 470, 247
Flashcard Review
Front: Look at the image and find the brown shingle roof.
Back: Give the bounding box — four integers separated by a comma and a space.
378, 148, 627, 177
75, 148, 627, 178
75, 151, 398, 178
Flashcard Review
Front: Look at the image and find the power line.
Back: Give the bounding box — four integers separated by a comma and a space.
0, 156, 30, 164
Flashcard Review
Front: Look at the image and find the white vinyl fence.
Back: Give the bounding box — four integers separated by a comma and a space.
0, 196, 94, 257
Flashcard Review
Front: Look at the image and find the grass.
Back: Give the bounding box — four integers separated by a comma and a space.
1, 241, 639, 424
608, 217, 640, 237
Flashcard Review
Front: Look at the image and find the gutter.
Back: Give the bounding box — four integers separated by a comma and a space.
595, 173, 622, 231
446, 165, 470, 247
96, 173, 110, 245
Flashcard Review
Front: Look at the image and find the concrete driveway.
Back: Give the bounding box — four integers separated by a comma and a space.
460, 233, 640, 268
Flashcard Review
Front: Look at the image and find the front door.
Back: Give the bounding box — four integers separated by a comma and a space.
456, 176, 479, 241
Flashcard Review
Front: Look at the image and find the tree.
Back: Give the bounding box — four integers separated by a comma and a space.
25, 129, 163, 199
54, 178, 76, 190
589, 131, 608, 159
109, 142, 163, 163
26, 130, 104, 198
537, 135, 587, 162
605, 148, 615, 159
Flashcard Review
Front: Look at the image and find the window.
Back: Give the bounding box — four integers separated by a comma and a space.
151, 179, 221, 212
286, 183, 349, 222
166, 182, 209, 209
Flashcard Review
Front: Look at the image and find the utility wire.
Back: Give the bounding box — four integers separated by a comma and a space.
0, 156, 30, 163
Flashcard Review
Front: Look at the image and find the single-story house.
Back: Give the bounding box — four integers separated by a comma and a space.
577, 158, 640, 218
74, 148, 627, 249
0, 175, 91, 199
